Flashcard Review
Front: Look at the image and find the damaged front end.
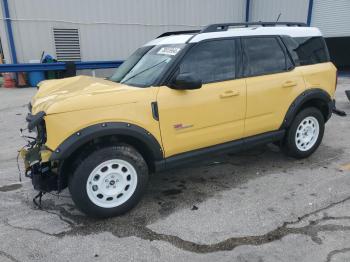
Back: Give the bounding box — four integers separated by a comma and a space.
20, 107, 59, 193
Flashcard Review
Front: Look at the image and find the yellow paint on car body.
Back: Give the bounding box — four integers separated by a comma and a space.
30, 62, 336, 159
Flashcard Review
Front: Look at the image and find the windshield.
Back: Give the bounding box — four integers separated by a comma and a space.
110, 44, 185, 87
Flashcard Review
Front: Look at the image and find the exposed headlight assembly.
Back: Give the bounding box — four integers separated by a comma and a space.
29, 126, 38, 137
26, 111, 46, 131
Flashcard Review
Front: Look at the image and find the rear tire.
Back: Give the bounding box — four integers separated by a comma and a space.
282, 107, 324, 159
68, 144, 148, 218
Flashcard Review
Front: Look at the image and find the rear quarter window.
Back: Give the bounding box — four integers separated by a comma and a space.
283, 36, 330, 66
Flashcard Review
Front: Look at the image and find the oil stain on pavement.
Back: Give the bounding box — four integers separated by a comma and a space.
9, 194, 350, 254
0, 183, 22, 192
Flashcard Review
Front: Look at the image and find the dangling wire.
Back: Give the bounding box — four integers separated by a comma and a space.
17, 127, 37, 182
18, 129, 71, 209
32, 190, 71, 209
33, 191, 45, 208
19, 128, 36, 146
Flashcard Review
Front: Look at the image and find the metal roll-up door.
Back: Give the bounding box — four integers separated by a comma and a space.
311, 0, 350, 37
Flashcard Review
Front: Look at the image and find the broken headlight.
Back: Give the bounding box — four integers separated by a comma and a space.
26, 111, 47, 144
26, 111, 45, 131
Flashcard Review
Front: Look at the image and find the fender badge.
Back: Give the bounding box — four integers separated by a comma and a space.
173, 123, 193, 130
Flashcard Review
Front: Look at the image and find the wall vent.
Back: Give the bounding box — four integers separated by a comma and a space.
53, 28, 81, 61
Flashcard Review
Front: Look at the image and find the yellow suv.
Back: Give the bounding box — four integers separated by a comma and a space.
22, 22, 342, 218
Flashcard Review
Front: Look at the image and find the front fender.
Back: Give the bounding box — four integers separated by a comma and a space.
50, 122, 164, 161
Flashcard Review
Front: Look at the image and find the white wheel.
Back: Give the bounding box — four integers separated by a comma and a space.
69, 145, 148, 218
295, 116, 320, 152
283, 107, 324, 159
86, 159, 138, 208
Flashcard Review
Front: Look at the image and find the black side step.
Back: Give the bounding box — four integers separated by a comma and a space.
155, 130, 285, 172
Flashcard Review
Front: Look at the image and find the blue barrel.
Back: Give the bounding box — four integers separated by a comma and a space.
28, 71, 45, 87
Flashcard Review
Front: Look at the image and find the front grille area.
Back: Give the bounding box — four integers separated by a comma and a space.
37, 121, 47, 144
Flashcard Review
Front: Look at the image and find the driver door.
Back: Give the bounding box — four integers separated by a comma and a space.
157, 39, 246, 158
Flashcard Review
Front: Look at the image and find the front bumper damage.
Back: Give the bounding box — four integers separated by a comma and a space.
20, 146, 58, 192
20, 109, 59, 193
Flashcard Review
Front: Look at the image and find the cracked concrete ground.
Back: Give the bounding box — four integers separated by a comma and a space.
0, 77, 349, 262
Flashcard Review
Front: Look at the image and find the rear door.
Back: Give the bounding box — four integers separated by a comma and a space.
242, 36, 305, 137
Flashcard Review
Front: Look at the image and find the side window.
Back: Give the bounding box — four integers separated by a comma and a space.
281, 36, 301, 66
179, 39, 236, 84
290, 37, 330, 66
243, 37, 288, 76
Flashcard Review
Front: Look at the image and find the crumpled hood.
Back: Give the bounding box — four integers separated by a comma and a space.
31, 76, 145, 115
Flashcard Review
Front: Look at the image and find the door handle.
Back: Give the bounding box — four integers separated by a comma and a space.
220, 90, 240, 98
282, 80, 297, 88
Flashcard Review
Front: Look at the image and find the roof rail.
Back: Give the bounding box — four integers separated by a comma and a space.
201, 22, 307, 33
157, 30, 200, 38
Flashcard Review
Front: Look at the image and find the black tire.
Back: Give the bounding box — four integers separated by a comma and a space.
282, 107, 325, 159
68, 144, 148, 218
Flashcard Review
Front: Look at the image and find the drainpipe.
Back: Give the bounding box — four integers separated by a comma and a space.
1, 0, 17, 63
245, 0, 251, 22
307, 0, 314, 26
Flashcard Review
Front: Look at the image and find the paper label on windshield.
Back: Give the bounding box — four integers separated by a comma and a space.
157, 47, 181, 56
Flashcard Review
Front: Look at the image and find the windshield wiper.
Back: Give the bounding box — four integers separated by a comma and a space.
121, 59, 168, 84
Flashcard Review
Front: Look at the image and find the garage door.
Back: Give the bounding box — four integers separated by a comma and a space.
311, 0, 350, 37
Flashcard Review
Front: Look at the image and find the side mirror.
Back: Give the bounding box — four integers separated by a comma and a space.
169, 73, 202, 90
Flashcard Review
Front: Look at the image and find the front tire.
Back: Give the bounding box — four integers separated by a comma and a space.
68, 144, 148, 218
282, 107, 325, 159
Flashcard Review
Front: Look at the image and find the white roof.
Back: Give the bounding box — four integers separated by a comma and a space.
144, 34, 193, 46
144, 26, 322, 46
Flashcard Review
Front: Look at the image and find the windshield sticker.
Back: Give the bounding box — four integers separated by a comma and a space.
157, 47, 181, 56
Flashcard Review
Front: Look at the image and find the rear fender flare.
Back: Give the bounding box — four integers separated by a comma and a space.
280, 88, 332, 129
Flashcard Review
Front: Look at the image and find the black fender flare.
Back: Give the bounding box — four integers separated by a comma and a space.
280, 88, 332, 129
50, 122, 164, 161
